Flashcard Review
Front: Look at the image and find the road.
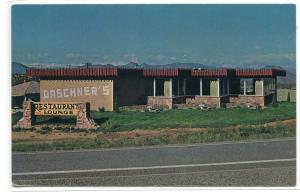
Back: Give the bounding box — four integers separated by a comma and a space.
12, 137, 296, 186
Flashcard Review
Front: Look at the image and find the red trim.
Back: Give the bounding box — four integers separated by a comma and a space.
25, 67, 286, 78
236, 69, 286, 77
191, 69, 229, 77
26, 68, 118, 77
143, 68, 180, 77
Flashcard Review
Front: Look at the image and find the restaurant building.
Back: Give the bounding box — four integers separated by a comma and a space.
26, 67, 286, 111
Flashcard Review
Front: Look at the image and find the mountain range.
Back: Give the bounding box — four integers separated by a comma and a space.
12, 61, 295, 87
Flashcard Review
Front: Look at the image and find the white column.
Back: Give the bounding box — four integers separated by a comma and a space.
183, 78, 186, 95
153, 78, 156, 97
177, 78, 180, 96
227, 79, 229, 95
243, 79, 246, 95
217, 78, 220, 96
200, 78, 203, 96
170, 78, 173, 97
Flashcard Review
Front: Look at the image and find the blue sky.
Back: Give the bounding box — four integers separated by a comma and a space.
12, 4, 296, 69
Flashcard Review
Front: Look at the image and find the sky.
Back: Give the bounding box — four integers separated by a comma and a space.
12, 4, 296, 69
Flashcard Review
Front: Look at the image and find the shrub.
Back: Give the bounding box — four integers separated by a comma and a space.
100, 121, 118, 133
158, 134, 170, 144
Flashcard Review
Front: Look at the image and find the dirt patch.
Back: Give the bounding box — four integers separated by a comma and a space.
263, 119, 296, 128
12, 119, 296, 143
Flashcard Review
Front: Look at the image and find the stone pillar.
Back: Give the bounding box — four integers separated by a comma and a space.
76, 103, 98, 129
16, 101, 35, 129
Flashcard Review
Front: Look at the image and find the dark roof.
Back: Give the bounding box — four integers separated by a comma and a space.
26, 67, 286, 78
12, 81, 40, 96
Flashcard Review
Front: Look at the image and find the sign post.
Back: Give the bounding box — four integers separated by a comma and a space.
16, 101, 98, 129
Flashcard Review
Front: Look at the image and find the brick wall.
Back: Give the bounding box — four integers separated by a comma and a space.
147, 96, 173, 109
229, 95, 265, 107
186, 96, 223, 108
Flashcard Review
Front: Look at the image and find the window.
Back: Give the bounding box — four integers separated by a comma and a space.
240, 78, 255, 95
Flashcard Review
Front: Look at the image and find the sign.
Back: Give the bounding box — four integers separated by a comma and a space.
40, 80, 114, 111
34, 102, 78, 116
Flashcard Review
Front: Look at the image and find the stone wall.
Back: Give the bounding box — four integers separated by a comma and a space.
147, 96, 173, 109
186, 96, 224, 108
229, 95, 265, 107
16, 101, 98, 129
75, 103, 98, 129
172, 95, 195, 104
16, 101, 35, 129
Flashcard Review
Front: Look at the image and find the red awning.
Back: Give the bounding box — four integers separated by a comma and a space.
236, 69, 286, 77
191, 69, 230, 77
26, 68, 118, 77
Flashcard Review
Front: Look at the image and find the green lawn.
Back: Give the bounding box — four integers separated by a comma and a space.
90, 102, 296, 132
12, 102, 296, 132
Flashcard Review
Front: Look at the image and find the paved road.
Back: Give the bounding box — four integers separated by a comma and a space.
12, 138, 296, 186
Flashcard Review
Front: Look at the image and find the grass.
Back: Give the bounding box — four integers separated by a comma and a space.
11, 102, 296, 152
12, 102, 296, 132
12, 123, 295, 152
90, 102, 295, 132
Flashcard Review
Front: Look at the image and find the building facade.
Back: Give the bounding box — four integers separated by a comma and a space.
26, 67, 286, 111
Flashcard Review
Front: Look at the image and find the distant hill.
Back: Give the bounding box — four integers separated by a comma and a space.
12, 62, 28, 74
120, 62, 212, 69
263, 65, 285, 70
